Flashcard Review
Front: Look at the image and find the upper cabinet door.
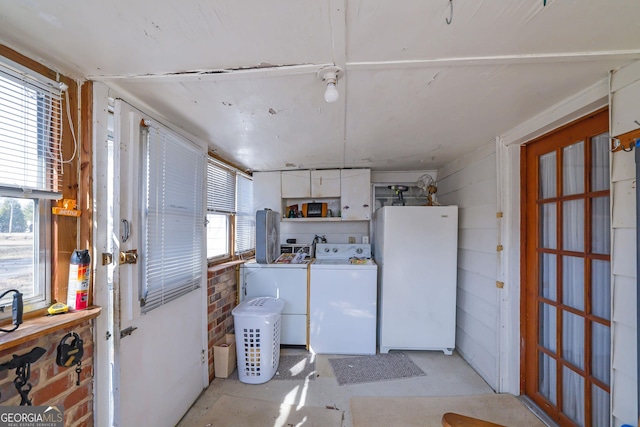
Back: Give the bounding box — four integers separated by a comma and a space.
281, 170, 311, 198
340, 169, 371, 220
311, 169, 341, 198
253, 171, 282, 213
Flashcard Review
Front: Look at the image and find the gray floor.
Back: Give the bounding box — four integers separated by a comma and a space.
177, 347, 498, 427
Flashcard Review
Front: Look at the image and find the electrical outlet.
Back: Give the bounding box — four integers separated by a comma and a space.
349, 237, 355, 243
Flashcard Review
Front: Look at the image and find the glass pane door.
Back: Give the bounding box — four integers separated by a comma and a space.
523, 109, 610, 427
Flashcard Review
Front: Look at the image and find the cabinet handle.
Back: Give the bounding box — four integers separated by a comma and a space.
363, 204, 369, 208
343, 205, 350, 210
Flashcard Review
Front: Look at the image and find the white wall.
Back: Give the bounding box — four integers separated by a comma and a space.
436, 142, 500, 390
609, 60, 639, 427
610, 149, 637, 427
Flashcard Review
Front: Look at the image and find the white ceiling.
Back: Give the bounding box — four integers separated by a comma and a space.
2, 0, 640, 172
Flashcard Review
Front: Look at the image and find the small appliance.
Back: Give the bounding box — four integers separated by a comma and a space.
301, 202, 328, 217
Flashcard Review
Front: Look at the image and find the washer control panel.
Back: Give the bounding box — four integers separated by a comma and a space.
314, 244, 371, 260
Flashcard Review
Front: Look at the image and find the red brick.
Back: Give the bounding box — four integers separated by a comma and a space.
68, 397, 92, 423
31, 373, 71, 405
63, 383, 90, 410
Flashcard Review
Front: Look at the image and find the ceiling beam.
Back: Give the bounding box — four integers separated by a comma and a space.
347, 50, 640, 71
87, 63, 333, 82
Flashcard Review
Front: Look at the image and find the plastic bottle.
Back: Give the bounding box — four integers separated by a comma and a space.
67, 249, 91, 310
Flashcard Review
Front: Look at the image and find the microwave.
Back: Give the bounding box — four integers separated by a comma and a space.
280, 244, 310, 255
301, 202, 328, 218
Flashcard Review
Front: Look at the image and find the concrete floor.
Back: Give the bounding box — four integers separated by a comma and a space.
177, 347, 499, 427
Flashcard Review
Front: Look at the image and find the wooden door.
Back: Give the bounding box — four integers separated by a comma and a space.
521, 109, 611, 427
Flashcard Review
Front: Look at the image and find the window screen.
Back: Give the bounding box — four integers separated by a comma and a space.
0, 56, 62, 315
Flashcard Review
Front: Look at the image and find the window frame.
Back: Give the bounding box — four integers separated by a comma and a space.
0, 44, 82, 324
0, 53, 65, 319
0, 196, 52, 317
205, 156, 255, 264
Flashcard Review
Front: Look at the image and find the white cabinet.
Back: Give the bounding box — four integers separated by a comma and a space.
262, 168, 371, 221
340, 169, 371, 220
281, 170, 311, 198
253, 171, 282, 213
282, 169, 341, 198
311, 169, 341, 197
240, 263, 308, 346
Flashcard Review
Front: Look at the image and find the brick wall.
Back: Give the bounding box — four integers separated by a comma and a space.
207, 263, 239, 383
0, 321, 94, 427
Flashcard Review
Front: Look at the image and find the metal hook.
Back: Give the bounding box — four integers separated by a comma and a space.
446, 0, 453, 25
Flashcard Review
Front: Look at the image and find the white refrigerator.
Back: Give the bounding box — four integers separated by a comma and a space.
373, 205, 458, 355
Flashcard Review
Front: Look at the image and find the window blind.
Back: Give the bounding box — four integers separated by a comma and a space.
141, 122, 205, 313
0, 58, 63, 197
206, 159, 235, 214
235, 173, 254, 254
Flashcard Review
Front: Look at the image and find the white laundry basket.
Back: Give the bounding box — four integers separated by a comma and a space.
232, 297, 285, 384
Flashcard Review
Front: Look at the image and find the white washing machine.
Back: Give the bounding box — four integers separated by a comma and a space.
309, 244, 378, 355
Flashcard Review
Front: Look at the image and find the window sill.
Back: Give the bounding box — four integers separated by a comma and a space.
0, 306, 101, 353
207, 260, 247, 277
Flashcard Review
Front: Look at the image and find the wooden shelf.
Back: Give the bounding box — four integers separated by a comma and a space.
0, 306, 102, 352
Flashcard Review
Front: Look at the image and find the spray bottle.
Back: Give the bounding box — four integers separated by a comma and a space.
67, 249, 91, 310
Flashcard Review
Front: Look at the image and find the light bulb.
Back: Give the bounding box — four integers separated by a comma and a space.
324, 82, 339, 103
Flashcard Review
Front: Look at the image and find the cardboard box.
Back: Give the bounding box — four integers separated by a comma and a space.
214, 334, 236, 378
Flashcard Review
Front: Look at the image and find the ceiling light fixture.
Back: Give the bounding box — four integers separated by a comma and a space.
317, 66, 343, 103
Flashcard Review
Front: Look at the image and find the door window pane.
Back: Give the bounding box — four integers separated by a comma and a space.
540, 303, 556, 352
563, 366, 585, 426
539, 352, 557, 405
563, 256, 584, 310
591, 133, 610, 192
541, 203, 556, 249
540, 253, 556, 301
540, 151, 556, 199
591, 260, 611, 320
563, 199, 584, 252
592, 385, 610, 427
563, 141, 584, 195
591, 322, 610, 385
591, 196, 610, 255
563, 311, 585, 370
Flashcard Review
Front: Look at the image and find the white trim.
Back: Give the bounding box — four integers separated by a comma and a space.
92, 82, 115, 427
497, 139, 521, 394
0, 186, 62, 200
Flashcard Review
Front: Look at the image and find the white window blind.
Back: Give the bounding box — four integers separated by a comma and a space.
141, 122, 204, 313
235, 173, 254, 254
0, 58, 63, 198
206, 159, 235, 214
